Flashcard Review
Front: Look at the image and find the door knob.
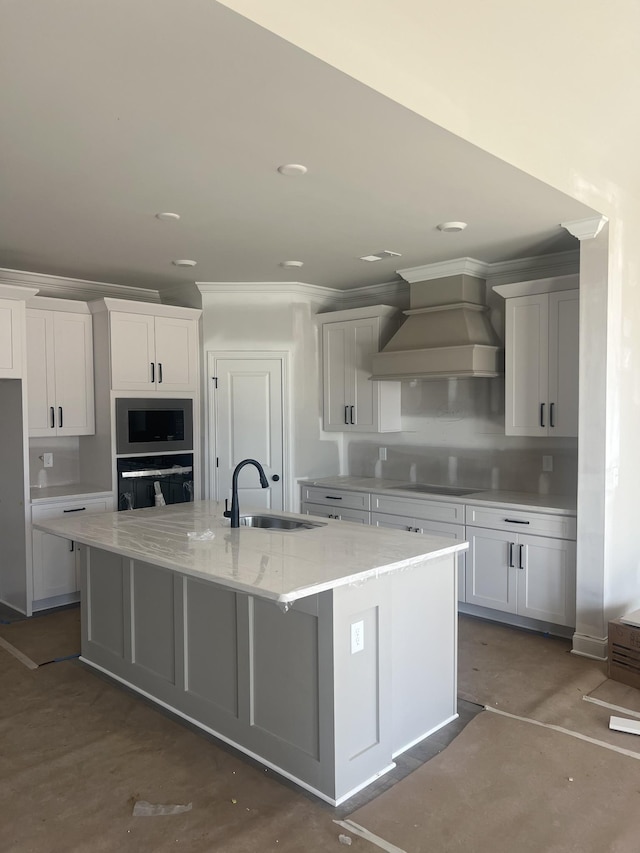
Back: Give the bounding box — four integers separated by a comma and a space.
272, 474, 280, 482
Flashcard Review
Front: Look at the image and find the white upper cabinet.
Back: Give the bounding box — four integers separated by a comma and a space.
496, 277, 579, 437
320, 306, 401, 433
26, 305, 95, 437
0, 297, 24, 379
107, 306, 200, 393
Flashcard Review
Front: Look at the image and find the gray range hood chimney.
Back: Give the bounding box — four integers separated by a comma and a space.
370, 273, 502, 380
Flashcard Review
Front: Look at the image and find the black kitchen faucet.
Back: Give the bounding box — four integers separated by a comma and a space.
223, 458, 269, 527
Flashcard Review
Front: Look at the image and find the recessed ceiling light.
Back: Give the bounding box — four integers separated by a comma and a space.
280, 260, 304, 268
277, 164, 308, 176
172, 259, 197, 267
156, 212, 181, 221
359, 250, 402, 262
437, 221, 467, 232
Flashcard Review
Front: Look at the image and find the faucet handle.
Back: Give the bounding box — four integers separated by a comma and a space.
223, 498, 230, 518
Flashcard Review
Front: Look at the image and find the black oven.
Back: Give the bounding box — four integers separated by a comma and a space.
115, 398, 193, 455
117, 454, 194, 510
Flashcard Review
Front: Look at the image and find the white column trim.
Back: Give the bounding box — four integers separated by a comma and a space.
571, 631, 608, 660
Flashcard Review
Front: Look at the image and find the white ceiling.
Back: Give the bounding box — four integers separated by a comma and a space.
0, 1, 597, 293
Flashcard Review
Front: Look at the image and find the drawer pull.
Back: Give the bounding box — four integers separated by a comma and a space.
504, 518, 529, 524
325, 495, 343, 501
63, 507, 87, 513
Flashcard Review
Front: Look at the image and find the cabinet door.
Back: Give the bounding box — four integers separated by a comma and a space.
416, 519, 467, 605
154, 316, 198, 392
110, 312, 156, 391
548, 290, 579, 437
505, 294, 549, 436
53, 312, 95, 436
517, 534, 576, 626
32, 528, 78, 600
350, 318, 378, 431
32, 499, 110, 601
26, 310, 56, 436
322, 321, 351, 430
465, 525, 517, 613
0, 299, 23, 378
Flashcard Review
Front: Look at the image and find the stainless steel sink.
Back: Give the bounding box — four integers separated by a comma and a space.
239, 515, 326, 531
389, 484, 481, 497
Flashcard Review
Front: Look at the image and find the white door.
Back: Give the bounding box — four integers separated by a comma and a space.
110, 312, 156, 391
210, 355, 285, 512
154, 316, 198, 392
465, 525, 517, 614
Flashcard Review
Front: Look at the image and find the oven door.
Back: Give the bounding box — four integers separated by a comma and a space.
117, 454, 194, 510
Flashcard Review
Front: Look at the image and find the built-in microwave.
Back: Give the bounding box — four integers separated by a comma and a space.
115, 398, 193, 455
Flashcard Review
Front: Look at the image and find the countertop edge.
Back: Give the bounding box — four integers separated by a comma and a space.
299, 477, 576, 515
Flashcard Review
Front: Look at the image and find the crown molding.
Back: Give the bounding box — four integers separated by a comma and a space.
397, 258, 490, 283
485, 250, 580, 287
0, 267, 161, 303
196, 280, 343, 306
0, 282, 40, 300
561, 216, 608, 241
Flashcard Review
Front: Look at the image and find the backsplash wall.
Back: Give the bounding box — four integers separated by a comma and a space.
345, 377, 578, 495
29, 437, 81, 489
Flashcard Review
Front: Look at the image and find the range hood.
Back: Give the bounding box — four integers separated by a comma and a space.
370, 274, 502, 380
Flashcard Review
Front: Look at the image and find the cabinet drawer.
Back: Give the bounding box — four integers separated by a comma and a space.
372, 493, 464, 524
301, 486, 370, 511
302, 502, 370, 524
465, 504, 576, 540
32, 498, 111, 523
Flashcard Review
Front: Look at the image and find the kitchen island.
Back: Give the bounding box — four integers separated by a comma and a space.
34, 500, 466, 805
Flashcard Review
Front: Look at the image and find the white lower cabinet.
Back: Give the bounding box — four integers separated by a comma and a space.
465, 514, 576, 628
371, 511, 467, 603
31, 497, 111, 604
302, 503, 370, 524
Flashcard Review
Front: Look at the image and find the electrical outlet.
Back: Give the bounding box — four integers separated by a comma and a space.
351, 620, 364, 654
378, 447, 387, 461
43, 453, 53, 468
542, 455, 553, 472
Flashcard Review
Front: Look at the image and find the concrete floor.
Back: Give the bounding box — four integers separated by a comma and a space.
0, 600, 482, 850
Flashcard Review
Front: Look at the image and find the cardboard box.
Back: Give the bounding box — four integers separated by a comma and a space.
608, 618, 640, 689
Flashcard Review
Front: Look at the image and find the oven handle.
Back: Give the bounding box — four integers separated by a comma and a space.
120, 466, 193, 479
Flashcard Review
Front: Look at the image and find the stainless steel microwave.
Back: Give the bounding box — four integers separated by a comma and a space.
115, 398, 193, 455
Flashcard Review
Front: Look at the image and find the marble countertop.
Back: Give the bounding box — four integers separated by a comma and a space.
30, 483, 113, 503
33, 500, 466, 608
300, 476, 577, 515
